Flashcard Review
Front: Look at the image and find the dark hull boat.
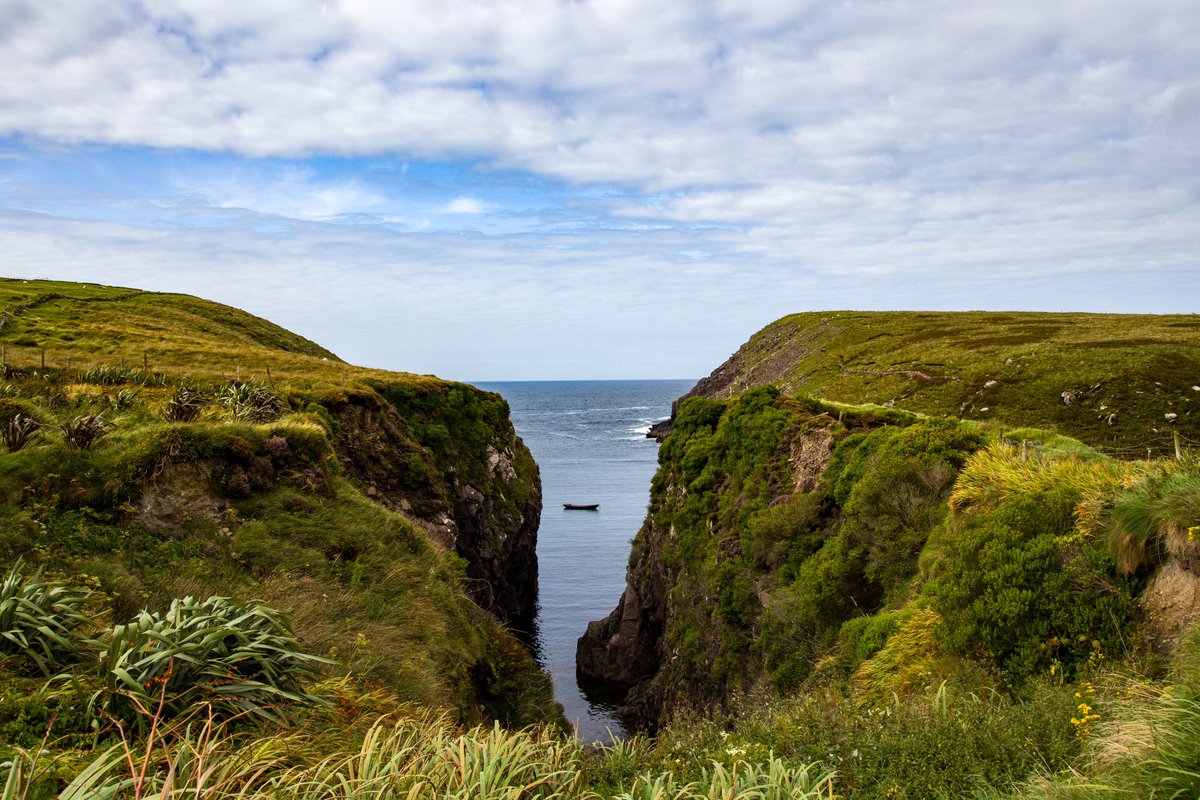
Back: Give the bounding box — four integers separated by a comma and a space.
563, 503, 600, 511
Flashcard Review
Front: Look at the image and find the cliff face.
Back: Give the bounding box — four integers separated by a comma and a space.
579, 389, 1004, 728
579, 389, 882, 727
576, 526, 669, 725
586, 375, 1187, 731
327, 386, 541, 627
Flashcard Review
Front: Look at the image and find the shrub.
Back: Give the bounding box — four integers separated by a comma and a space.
95, 595, 330, 724
163, 385, 210, 422
836, 609, 908, 674
60, 412, 114, 450
832, 419, 983, 598
926, 488, 1133, 681
0, 562, 98, 675
1, 413, 41, 452
849, 607, 955, 706
108, 388, 139, 413
1102, 470, 1200, 575
218, 382, 283, 422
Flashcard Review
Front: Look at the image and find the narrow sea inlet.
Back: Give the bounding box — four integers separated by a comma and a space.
478, 380, 693, 742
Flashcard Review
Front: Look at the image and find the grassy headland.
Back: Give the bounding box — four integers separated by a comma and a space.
0, 278, 558, 734
677, 310, 1200, 456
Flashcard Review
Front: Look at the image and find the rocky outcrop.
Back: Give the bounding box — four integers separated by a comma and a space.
451, 443, 541, 630
579, 391, 970, 730
576, 531, 669, 728
328, 388, 541, 628
581, 392, 848, 729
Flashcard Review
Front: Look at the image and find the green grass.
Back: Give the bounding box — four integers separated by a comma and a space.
684, 310, 1200, 454
0, 278, 558, 732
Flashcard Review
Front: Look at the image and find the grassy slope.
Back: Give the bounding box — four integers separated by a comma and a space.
0, 278, 421, 391
0, 278, 558, 730
689, 311, 1200, 455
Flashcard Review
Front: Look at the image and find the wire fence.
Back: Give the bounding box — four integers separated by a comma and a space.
0, 345, 312, 390
997, 431, 1194, 462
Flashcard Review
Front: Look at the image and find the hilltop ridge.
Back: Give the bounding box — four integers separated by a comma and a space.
657, 311, 1200, 455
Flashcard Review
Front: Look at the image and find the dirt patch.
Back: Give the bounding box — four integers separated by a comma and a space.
790, 426, 834, 493
136, 462, 225, 534
1138, 560, 1200, 655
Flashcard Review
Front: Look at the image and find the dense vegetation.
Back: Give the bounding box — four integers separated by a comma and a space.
580, 376, 1200, 796
628, 389, 1152, 712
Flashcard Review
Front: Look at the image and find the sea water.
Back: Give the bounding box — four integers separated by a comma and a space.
476, 380, 693, 742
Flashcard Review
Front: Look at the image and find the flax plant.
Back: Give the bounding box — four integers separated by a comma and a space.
94, 596, 331, 725
0, 413, 41, 452
0, 561, 96, 675
601, 758, 835, 800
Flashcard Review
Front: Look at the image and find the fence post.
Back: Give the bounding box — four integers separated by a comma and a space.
143, 352, 148, 371
40, 349, 45, 369
1021, 439, 1027, 463
266, 366, 274, 388
1176, 431, 1183, 461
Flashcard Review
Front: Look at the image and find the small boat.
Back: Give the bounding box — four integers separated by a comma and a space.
563, 503, 600, 511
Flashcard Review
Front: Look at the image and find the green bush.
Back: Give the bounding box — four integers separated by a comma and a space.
837, 609, 909, 674
829, 419, 983, 600
163, 385, 209, 422
1103, 469, 1200, 574
927, 488, 1133, 681
218, 382, 283, 422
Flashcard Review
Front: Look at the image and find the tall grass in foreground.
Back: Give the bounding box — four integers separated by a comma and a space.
995, 626, 1200, 800
0, 705, 836, 800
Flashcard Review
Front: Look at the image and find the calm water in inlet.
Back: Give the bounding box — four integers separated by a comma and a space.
476, 380, 694, 742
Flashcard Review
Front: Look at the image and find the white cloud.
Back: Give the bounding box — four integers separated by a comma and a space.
0, 0, 1197, 377
445, 196, 485, 214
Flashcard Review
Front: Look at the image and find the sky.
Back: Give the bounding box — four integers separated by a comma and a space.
1, 1, 1197, 381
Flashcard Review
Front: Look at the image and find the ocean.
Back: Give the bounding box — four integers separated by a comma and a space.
476, 379, 693, 742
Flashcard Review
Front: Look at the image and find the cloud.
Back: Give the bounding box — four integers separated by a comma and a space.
445, 196, 486, 215
3, 2, 1196, 188
0, 0, 1196, 377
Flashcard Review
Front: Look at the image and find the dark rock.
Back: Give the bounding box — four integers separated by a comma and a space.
646, 418, 672, 442
576, 541, 668, 730
328, 392, 541, 628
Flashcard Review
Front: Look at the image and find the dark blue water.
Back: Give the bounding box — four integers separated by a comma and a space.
477, 380, 692, 742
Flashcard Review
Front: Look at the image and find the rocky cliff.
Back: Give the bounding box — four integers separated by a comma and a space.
579, 390, 903, 727
584, 320, 1198, 729
328, 384, 541, 627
